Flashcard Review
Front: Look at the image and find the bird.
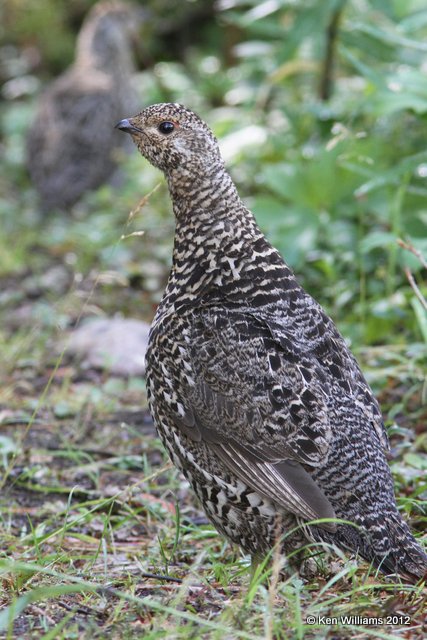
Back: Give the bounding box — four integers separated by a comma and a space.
26, 1, 142, 212
116, 103, 427, 583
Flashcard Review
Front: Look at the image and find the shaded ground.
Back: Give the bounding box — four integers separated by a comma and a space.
0, 247, 426, 639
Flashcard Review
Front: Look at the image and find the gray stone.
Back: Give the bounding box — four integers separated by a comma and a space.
68, 317, 149, 376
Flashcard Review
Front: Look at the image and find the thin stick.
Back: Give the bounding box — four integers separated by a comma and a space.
397, 238, 427, 269
318, 0, 348, 101
140, 572, 183, 583
127, 183, 161, 223
404, 267, 427, 311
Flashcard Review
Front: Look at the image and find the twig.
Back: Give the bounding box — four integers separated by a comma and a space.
57, 599, 106, 619
397, 238, 427, 310
404, 267, 427, 311
140, 572, 183, 583
397, 238, 427, 269
28, 603, 57, 625
127, 183, 161, 224
318, 0, 348, 101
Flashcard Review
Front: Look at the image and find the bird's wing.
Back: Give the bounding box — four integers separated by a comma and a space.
210, 441, 337, 530
186, 307, 334, 464
163, 307, 338, 530
264, 301, 389, 453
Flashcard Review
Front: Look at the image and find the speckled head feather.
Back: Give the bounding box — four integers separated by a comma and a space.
116, 103, 223, 173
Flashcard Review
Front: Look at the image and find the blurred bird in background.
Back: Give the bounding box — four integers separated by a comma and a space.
26, 1, 143, 212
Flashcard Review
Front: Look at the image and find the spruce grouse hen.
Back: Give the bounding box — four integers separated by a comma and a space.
27, 1, 141, 212
117, 104, 427, 582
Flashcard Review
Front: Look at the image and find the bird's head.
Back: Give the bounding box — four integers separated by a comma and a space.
77, 1, 145, 73
115, 103, 223, 175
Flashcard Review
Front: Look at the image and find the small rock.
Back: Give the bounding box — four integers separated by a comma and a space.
23, 264, 71, 298
67, 317, 150, 376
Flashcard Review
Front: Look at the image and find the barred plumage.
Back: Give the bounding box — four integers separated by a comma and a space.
117, 103, 427, 582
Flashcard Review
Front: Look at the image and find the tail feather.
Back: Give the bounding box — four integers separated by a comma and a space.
336, 510, 427, 583
379, 512, 427, 582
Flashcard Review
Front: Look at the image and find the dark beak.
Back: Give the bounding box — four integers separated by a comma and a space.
115, 119, 141, 134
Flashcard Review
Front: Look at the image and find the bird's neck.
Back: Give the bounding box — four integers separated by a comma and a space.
168, 163, 261, 263
157, 164, 288, 313
167, 158, 236, 214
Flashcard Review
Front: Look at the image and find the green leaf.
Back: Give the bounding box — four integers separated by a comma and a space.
403, 452, 427, 470
352, 20, 427, 52
251, 196, 319, 267
359, 231, 395, 254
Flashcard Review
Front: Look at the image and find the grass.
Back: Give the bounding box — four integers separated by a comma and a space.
0, 85, 426, 638
0, 199, 425, 639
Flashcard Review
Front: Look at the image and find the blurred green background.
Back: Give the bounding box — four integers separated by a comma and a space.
1, 0, 426, 375
0, 2, 426, 634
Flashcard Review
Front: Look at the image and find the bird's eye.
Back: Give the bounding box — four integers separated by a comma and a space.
158, 121, 175, 135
